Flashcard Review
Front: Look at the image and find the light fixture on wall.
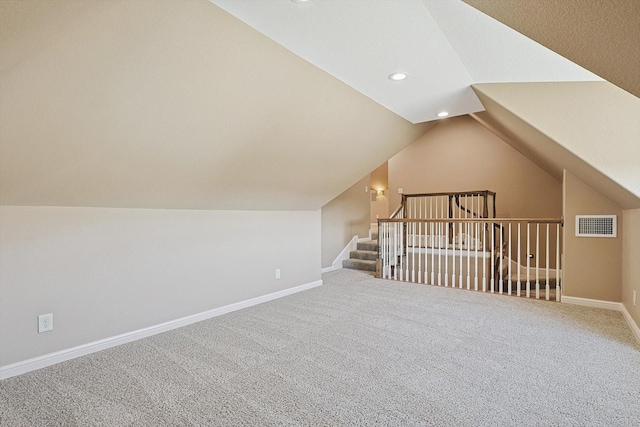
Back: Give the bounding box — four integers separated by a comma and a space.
437, 111, 449, 118
377, 189, 385, 197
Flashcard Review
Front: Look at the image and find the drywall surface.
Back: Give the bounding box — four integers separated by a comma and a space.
370, 162, 389, 222
388, 116, 562, 218
321, 176, 370, 268
0, 206, 320, 366
0, 0, 431, 211
464, 0, 640, 98
563, 171, 622, 302
473, 82, 640, 208
622, 209, 640, 326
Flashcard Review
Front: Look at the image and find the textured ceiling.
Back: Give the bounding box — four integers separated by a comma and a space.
463, 0, 640, 98
212, 0, 600, 124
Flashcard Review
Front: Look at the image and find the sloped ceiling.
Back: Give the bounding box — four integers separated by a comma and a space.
0, 0, 432, 210
0, 0, 636, 212
212, 0, 600, 124
463, 0, 640, 98
471, 82, 640, 209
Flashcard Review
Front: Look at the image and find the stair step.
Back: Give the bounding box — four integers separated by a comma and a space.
371, 232, 378, 240
357, 240, 378, 251
349, 250, 377, 261
342, 258, 376, 272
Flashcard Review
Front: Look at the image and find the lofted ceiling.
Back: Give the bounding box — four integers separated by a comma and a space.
211, 0, 600, 124
0, 0, 637, 211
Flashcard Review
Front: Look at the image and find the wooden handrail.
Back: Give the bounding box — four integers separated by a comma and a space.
389, 203, 404, 219
378, 217, 563, 225
402, 190, 496, 198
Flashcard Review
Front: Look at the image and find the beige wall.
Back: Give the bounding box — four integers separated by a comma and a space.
622, 209, 640, 326
0, 0, 432, 211
388, 116, 562, 218
563, 170, 622, 302
370, 162, 389, 222
0, 206, 320, 366
473, 82, 640, 209
321, 176, 370, 268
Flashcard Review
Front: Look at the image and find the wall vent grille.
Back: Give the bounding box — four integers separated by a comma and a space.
575, 215, 617, 238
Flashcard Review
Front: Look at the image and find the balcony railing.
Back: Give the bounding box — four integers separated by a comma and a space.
377, 217, 563, 301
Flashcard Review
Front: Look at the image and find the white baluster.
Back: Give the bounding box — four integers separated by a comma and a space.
454, 222, 464, 289
444, 220, 449, 287
526, 223, 531, 298
517, 223, 521, 297
556, 224, 561, 301
452, 221, 456, 288
536, 223, 540, 299
499, 222, 504, 294
490, 221, 495, 293
474, 222, 478, 291
546, 224, 550, 301
466, 221, 471, 290
394, 223, 398, 281
508, 223, 512, 295
482, 221, 487, 292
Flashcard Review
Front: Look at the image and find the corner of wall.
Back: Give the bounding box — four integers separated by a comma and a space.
621, 208, 640, 331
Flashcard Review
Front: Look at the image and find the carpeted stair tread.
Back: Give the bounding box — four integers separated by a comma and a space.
357, 240, 378, 251
371, 232, 378, 240
349, 250, 378, 261
342, 258, 376, 271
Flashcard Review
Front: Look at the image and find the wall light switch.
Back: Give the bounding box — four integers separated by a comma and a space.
398, 188, 403, 194
275, 269, 281, 279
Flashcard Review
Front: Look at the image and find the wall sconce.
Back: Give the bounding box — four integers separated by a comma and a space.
376, 189, 385, 197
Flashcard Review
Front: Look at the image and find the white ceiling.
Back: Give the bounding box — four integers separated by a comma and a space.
211, 0, 602, 124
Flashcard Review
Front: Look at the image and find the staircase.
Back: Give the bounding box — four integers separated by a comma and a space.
342, 232, 378, 272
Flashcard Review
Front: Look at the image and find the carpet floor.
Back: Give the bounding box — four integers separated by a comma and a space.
1, 269, 639, 426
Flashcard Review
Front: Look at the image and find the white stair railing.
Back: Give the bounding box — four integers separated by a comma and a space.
378, 218, 563, 301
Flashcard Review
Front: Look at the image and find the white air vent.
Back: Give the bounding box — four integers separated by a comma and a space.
575, 215, 617, 238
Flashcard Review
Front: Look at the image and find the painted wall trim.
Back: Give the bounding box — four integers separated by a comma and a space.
562, 296, 640, 344
0, 279, 323, 380
323, 235, 359, 273
620, 304, 640, 344
561, 295, 622, 311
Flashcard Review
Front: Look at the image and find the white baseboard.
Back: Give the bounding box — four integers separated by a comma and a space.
0, 279, 323, 381
320, 266, 334, 274
561, 296, 623, 311
620, 304, 640, 344
562, 296, 640, 344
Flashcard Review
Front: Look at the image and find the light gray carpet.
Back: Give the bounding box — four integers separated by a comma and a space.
2, 269, 639, 426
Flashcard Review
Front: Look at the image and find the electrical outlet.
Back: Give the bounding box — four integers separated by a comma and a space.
38, 313, 53, 333
275, 268, 281, 279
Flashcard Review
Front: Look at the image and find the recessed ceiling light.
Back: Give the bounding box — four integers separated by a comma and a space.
437, 111, 449, 118
388, 72, 407, 81
291, 0, 311, 3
